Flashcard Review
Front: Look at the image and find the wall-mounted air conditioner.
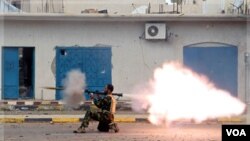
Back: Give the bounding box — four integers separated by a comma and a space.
145, 23, 166, 40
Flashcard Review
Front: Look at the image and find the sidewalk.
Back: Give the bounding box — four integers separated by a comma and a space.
0, 100, 132, 111
0, 100, 147, 123
0, 100, 249, 124
0, 112, 247, 124
0, 112, 149, 123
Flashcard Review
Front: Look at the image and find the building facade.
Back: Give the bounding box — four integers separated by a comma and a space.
0, 14, 249, 104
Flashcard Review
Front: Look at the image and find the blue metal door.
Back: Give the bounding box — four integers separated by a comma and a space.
82, 48, 112, 92
56, 48, 83, 100
56, 47, 112, 100
183, 45, 238, 96
2, 47, 19, 99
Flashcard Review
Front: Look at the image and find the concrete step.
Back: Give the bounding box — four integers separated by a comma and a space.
0, 100, 132, 111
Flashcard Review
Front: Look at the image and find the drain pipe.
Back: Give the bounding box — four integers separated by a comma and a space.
244, 52, 250, 104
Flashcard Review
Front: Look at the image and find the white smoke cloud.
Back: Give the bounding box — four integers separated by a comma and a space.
131, 82, 152, 113
131, 62, 246, 125
62, 69, 86, 108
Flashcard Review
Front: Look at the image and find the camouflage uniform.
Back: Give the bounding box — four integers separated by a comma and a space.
80, 95, 114, 129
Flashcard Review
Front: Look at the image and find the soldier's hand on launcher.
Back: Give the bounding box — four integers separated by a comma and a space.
90, 93, 94, 99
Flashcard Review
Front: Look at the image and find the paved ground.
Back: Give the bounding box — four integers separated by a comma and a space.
1, 122, 221, 141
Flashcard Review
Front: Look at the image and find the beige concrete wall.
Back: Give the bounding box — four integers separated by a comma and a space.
8, 0, 250, 15
28, 0, 63, 13
202, 0, 224, 14
27, 0, 166, 14
0, 20, 247, 101
25, 0, 235, 14
62, 0, 200, 14
60, 0, 166, 14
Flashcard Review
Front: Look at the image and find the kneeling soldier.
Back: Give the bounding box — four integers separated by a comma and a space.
74, 84, 119, 133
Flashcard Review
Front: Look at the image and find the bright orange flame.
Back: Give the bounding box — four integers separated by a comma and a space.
133, 62, 246, 125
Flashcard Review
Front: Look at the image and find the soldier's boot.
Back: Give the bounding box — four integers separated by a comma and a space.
109, 122, 119, 133
73, 127, 86, 133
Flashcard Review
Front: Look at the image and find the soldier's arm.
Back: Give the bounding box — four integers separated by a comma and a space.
93, 96, 111, 108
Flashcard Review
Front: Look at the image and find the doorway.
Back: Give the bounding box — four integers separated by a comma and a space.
183, 43, 238, 96
2, 47, 35, 99
56, 47, 112, 100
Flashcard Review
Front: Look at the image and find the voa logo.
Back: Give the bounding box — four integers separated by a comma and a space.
226, 129, 246, 136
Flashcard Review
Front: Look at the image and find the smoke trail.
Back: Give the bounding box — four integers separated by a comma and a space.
62, 69, 86, 108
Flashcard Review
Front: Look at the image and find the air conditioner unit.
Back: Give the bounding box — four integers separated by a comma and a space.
145, 23, 166, 40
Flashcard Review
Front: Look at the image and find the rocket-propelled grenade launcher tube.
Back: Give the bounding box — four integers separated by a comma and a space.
42, 86, 123, 97
85, 90, 123, 97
